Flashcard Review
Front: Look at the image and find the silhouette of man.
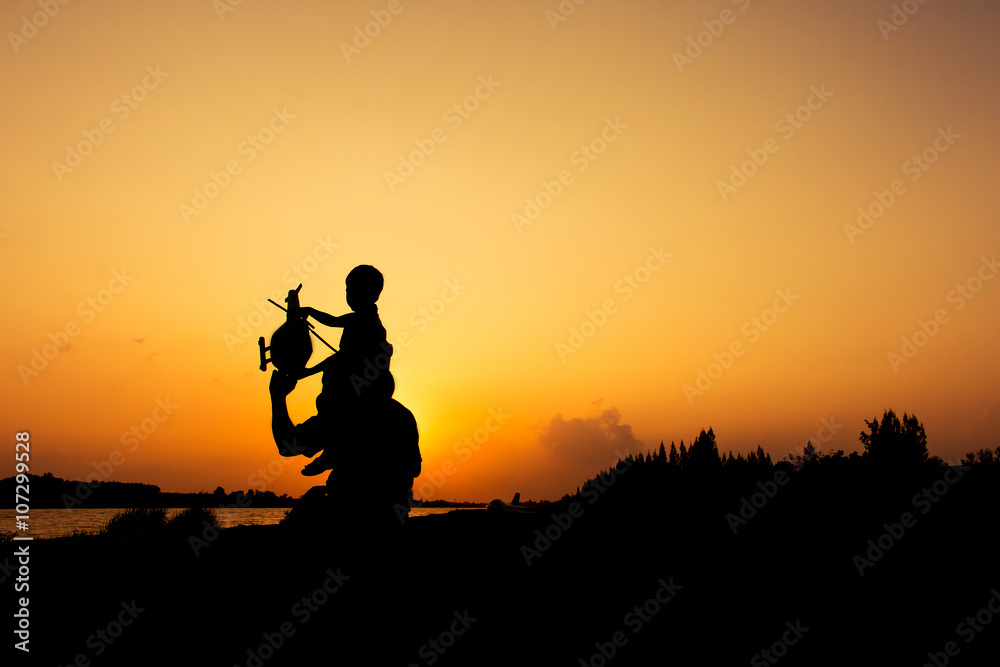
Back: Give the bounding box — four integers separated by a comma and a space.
268, 370, 421, 532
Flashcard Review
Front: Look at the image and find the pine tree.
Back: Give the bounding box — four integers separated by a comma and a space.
860, 409, 928, 467
687, 428, 722, 471
657, 441, 667, 464
789, 441, 818, 469
669, 442, 679, 466
756, 445, 770, 468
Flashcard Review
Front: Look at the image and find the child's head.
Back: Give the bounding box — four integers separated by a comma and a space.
345, 265, 383, 309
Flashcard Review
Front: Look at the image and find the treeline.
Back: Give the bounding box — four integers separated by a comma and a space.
411, 499, 487, 508
565, 409, 999, 502
0, 472, 297, 509
411, 498, 552, 508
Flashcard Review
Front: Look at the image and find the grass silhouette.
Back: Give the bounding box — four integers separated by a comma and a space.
98, 507, 167, 539
89, 506, 219, 541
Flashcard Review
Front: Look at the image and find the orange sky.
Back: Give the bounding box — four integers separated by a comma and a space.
2, 0, 999, 502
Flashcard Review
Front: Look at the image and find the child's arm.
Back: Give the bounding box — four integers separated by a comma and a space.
290, 361, 326, 381
300, 307, 350, 328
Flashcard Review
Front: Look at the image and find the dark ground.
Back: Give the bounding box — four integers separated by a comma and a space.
7, 463, 999, 666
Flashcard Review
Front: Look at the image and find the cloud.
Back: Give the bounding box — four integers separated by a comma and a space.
538, 405, 642, 471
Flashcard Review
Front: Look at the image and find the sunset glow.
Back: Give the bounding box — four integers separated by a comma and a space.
3, 0, 998, 501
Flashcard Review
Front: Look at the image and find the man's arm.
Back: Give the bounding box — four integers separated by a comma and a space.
269, 371, 299, 455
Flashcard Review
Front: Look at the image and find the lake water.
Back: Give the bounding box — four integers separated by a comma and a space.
0, 507, 482, 540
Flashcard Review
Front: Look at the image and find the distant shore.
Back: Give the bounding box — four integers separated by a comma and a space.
0, 473, 507, 509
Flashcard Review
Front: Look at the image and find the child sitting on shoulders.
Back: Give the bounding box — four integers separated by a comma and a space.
298, 265, 394, 476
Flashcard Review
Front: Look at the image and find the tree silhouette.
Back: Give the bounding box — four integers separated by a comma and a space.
859, 409, 928, 467
961, 446, 1000, 466
756, 445, 771, 467
787, 441, 819, 469
687, 428, 722, 471
668, 442, 679, 466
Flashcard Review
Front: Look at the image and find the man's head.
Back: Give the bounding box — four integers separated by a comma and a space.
345, 265, 383, 309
